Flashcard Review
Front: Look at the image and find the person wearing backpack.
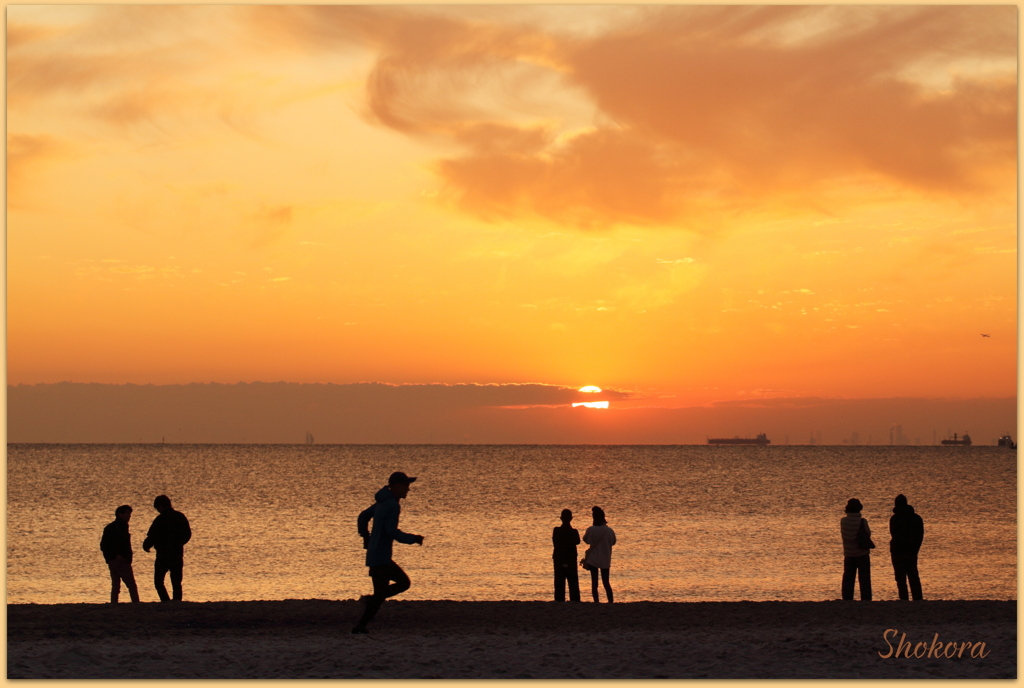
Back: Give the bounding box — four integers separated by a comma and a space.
839, 498, 873, 601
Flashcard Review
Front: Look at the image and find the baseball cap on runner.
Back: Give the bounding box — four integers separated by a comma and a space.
388, 471, 417, 485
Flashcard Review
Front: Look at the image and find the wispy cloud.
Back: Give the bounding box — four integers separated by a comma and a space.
250, 205, 293, 248
7, 133, 69, 205
251, 5, 1015, 229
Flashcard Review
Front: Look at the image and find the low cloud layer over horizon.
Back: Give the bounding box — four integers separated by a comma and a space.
8, 382, 1015, 446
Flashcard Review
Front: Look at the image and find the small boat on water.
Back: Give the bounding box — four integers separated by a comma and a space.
305, 431, 314, 445
997, 434, 1016, 449
708, 433, 770, 445
941, 432, 971, 446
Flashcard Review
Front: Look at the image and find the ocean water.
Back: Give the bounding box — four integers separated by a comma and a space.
6, 444, 1016, 605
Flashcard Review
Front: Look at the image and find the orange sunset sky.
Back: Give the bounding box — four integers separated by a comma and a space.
7, 6, 1017, 421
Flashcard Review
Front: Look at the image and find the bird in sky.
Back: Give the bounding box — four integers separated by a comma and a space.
981, 334, 991, 337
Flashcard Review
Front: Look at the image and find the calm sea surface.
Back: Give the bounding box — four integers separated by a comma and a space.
6, 444, 1016, 604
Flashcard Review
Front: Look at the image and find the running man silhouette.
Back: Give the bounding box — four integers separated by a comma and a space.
352, 471, 424, 634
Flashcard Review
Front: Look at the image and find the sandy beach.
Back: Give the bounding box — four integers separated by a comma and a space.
6, 598, 1015, 679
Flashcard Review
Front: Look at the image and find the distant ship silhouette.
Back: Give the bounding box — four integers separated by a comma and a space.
940, 432, 971, 446
707, 433, 770, 445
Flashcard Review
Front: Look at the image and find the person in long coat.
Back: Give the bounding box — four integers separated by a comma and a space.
840, 498, 872, 601
582, 506, 616, 603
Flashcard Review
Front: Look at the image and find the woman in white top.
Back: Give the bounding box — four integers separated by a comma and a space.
582, 506, 616, 603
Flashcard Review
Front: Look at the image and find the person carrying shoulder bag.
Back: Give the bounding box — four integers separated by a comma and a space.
839, 498, 873, 601
582, 506, 616, 603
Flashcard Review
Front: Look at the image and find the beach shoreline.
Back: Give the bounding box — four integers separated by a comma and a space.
7, 598, 1015, 679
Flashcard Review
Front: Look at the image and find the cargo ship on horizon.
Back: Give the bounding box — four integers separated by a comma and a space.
941, 432, 971, 446
708, 433, 771, 445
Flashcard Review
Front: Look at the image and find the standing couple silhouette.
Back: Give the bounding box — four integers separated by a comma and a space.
552, 506, 617, 603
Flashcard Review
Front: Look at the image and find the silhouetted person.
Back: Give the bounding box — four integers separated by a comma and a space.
583, 506, 616, 603
353, 471, 425, 634
142, 495, 192, 602
100, 505, 140, 603
552, 509, 581, 602
889, 494, 924, 600
840, 498, 872, 601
